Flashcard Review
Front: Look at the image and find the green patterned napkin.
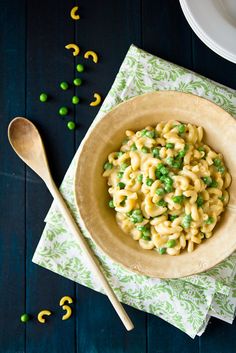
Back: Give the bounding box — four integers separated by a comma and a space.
33, 45, 236, 338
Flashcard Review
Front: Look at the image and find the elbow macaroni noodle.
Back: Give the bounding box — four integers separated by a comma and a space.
103, 121, 231, 255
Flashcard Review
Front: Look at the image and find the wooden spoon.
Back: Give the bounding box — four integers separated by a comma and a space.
8, 117, 134, 331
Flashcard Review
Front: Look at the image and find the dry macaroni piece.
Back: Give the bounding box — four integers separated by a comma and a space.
90, 93, 101, 106
103, 121, 231, 255
37, 310, 52, 323
62, 305, 72, 320
70, 6, 80, 20
59, 296, 73, 306
65, 43, 80, 56
84, 50, 98, 63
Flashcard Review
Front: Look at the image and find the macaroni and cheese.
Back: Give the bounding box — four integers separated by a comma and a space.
103, 121, 231, 255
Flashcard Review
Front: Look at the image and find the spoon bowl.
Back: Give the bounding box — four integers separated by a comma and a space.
8, 117, 51, 181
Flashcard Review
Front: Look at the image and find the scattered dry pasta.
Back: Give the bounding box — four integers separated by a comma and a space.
103, 121, 231, 255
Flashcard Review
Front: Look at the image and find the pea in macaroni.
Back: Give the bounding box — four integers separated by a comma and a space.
103, 121, 231, 255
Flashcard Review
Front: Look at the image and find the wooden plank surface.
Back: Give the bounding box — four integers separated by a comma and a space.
25, 1, 76, 353
0, 1, 26, 352
1, 0, 236, 352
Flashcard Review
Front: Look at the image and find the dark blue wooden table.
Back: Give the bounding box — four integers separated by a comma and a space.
1, 1, 236, 352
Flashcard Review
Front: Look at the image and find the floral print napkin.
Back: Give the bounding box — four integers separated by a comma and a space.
33, 45, 236, 338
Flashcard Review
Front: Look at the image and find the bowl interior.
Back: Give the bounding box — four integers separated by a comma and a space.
75, 91, 236, 278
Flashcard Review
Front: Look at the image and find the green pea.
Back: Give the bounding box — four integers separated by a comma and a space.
155, 170, 162, 179
146, 178, 154, 186
21, 313, 30, 323
172, 195, 184, 204
67, 121, 76, 130
152, 147, 160, 158
137, 225, 146, 231
141, 129, 147, 136
131, 143, 137, 151
132, 209, 142, 216
141, 234, 151, 241
205, 216, 214, 224
160, 175, 167, 182
159, 247, 166, 255
178, 150, 186, 158
177, 124, 185, 134
117, 182, 125, 189
164, 176, 173, 185
137, 174, 143, 183
116, 151, 123, 158
60, 81, 69, 90
145, 130, 156, 138
104, 162, 113, 170
130, 217, 138, 223
202, 176, 212, 186
59, 106, 69, 116
39, 93, 48, 102
165, 157, 173, 166
181, 214, 192, 228
184, 144, 189, 151
212, 158, 225, 173
218, 166, 225, 174
196, 195, 204, 208
178, 144, 189, 158
141, 146, 149, 153
166, 143, 174, 149
159, 166, 169, 175
157, 199, 167, 207
72, 96, 80, 104
117, 172, 123, 179
142, 228, 151, 237
173, 160, 182, 169
120, 163, 129, 171
156, 188, 165, 196
76, 64, 84, 72
109, 200, 115, 208
198, 146, 205, 152
131, 214, 143, 224
157, 163, 164, 170
73, 77, 82, 86
213, 158, 222, 167
166, 239, 176, 248
210, 180, 218, 188
164, 184, 173, 193
169, 215, 178, 222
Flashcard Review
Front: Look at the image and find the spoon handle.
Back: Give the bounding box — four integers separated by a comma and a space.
46, 179, 134, 331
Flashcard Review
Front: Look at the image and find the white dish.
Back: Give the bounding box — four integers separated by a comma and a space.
180, 0, 236, 63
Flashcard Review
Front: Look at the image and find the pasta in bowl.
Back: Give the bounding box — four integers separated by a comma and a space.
74, 91, 236, 278
103, 121, 231, 256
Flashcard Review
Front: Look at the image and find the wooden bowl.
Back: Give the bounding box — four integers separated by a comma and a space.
74, 91, 236, 278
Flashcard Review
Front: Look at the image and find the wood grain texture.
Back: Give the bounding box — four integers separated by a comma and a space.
25, 1, 76, 353
1, 0, 236, 352
142, 0, 193, 69
0, 0, 26, 351
191, 32, 236, 90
